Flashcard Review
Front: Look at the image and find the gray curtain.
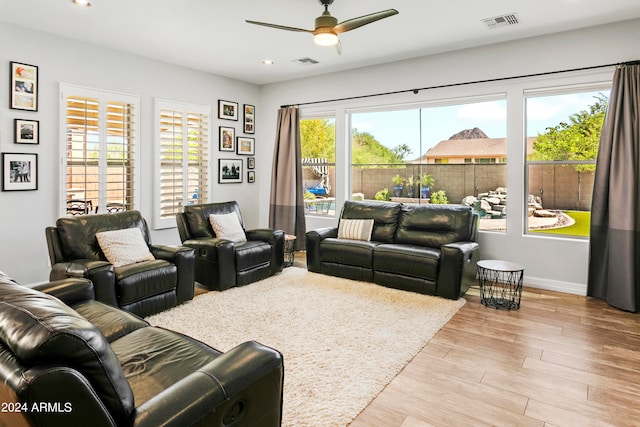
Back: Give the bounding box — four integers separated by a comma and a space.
269, 106, 306, 250
587, 62, 640, 312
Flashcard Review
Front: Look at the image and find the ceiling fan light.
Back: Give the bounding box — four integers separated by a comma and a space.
314, 32, 338, 46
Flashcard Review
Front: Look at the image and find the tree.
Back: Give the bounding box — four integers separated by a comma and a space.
300, 119, 335, 161
529, 94, 608, 207
351, 129, 404, 167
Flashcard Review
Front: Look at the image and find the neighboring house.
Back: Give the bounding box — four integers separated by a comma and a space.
410, 128, 536, 164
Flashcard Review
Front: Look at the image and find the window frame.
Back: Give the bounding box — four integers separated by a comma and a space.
154, 98, 211, 230
59, 84, 140, 217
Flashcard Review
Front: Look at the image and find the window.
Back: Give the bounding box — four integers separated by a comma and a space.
525, 86, 610, 237
155, 99, 210, 229
61, 85, 139, 216
300, 117, 336, 217
349, 97, 507, 231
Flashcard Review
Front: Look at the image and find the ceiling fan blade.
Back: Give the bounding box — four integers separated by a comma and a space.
335, 39, 342, 55
333, 9, 399, 34
245, 20, 313, 33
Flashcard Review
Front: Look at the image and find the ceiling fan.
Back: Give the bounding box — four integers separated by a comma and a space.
246, 0, 398, 53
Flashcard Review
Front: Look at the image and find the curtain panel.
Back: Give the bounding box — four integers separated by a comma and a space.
587, 62, 640, 312
269, 107, 306, 250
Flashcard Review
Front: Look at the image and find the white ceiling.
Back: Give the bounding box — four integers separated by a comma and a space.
2, 0, 640, 85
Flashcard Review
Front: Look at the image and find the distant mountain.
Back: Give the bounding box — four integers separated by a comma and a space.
448, 127, 488, 140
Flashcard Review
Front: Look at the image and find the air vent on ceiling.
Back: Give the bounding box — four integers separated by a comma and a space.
481, 13, 520, 30
294, 57, 320, 65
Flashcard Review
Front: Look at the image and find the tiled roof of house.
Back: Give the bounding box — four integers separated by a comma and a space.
409, 137, 536, 162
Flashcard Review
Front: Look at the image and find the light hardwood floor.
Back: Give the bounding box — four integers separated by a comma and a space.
293, 254, 640, 427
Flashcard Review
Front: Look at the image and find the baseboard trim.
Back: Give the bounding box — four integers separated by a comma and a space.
524, 275, 587, 296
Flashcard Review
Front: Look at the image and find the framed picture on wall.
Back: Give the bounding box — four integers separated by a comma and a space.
218, 100, 238, 120
219, 126, 235, 151
14, 119, 39, 144
248, 170, 256, 183
243, 104, 255, 134
2, 153, 38, 191
236, 137, 255, 155
10, 62, 38, 111
247, 157, 255, 169
218, 158, 242, 183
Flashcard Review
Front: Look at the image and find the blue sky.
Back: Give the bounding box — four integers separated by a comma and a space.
350, 90, 609, 160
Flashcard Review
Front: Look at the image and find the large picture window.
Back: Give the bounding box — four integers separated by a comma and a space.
525, 86, 610, 238
61, 85, 139, 216
154, 99, 210, 229
349, 96, 507, 231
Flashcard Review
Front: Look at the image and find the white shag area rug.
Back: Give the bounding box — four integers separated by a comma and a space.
147, 267, 465, 427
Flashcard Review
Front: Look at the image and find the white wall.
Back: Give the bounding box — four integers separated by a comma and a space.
259, 18, 640, 295
0, 22, 261, 283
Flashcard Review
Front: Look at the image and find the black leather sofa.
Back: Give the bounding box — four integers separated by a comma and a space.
46, 210, 195, 317
306, 200, 480, 300
176, 201, 285, 291
0, 271, 284, 427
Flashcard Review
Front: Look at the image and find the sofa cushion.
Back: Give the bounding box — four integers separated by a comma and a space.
340, 200, 401, 243
338, 219, 374, 241
0, 282, 134, 423
320, 238, 379, 269
96, 228, 155, 267
111, 326, 222, 406
373, 243, 441, 281
395, 204, 474, 248
209, 212, 247, 243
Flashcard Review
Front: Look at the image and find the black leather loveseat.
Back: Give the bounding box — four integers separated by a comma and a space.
0, 271, 284, 427
306, 200, 480, 300
46, 210, 195, 317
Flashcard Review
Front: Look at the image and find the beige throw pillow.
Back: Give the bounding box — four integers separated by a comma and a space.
209, 213, 247, 243
338, 219, 375, 241
96, 228, 154, 267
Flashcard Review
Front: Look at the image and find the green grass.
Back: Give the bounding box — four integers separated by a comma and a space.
530, 210, 591, 237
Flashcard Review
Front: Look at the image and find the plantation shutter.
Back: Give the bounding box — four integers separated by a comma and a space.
155, 99, 210, 229
62, 85, 139, 216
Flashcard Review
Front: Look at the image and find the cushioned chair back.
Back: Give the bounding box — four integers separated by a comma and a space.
395, 204, 475, 248
0, 275, 135, 424
340, 200, 402, 243
182, 201, 244, 239
54, 210, 150, 261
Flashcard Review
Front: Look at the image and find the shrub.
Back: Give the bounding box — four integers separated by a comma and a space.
430, 190, 449, 204
375, 188, 390, 201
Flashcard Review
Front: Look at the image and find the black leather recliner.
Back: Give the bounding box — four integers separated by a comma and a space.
176, 201, 285, 291
0, 271, 284, 427
45, 210, 195, 317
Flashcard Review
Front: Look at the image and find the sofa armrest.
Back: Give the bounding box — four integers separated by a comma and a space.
246, 229, 285, 274
182, 238, 237, 289
305, 227, 338, 272
150, 245, 196, 304
31, 278, 95, 305
436, 241, 480, 300
49, 260, 118, 307
133, 341, 283, 427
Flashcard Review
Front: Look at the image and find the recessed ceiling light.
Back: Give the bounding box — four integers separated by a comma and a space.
72, 0, 92, 7
262, 59, 275, 65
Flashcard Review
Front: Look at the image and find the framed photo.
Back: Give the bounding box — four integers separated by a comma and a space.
10, 62, 38, 111
218, 100, 238, 121
247, 157, 255, 169
219, 126, 235, 151
236, 137, 255, 155
243, 104, 255, 134
218, 158, 242, 183
247, 170, 256, 183
14, 119, 39, 144
2, 153, 38, 191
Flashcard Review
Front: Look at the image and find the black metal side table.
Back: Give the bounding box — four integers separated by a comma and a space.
477, 260, 524, 310
283, 234, 297, 267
